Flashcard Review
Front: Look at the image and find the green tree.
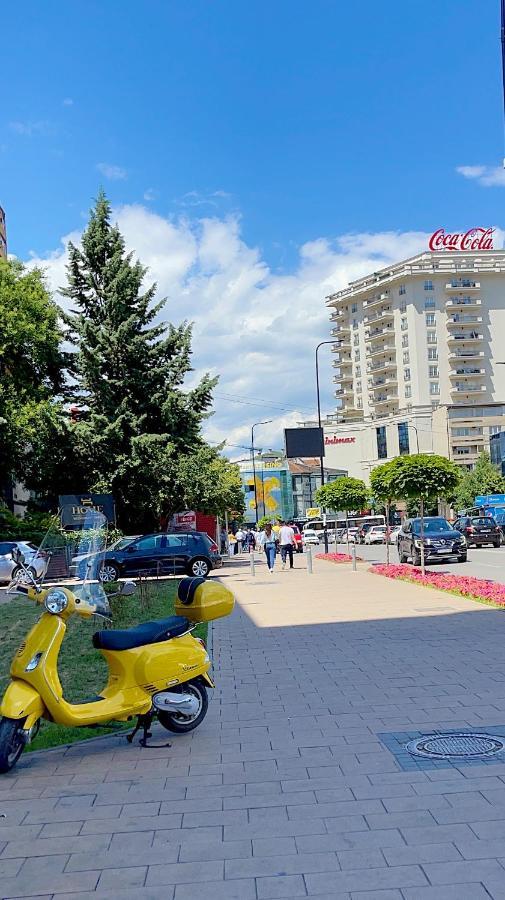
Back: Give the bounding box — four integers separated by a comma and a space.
0, 259, 67, 493
454, 452, 505, 511
370, 458, 406, 564
62, 192, 217, 530
257, 514, 282, 530
391, 454, 461, 572
315, 476, 369, 554
176, 447, 245, 519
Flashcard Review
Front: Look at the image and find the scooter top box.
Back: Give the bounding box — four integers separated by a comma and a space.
175, 576, 234, 623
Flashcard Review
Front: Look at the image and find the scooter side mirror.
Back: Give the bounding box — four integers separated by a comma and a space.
120, 581, 136, 596
11, 548, 25, 564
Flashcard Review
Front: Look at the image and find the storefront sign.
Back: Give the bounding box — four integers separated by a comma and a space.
325, 436, 356, 445
306, 507, 321, 519
59, 494, 116, 528
429, 227, 494, 252
172, 510, 197, 530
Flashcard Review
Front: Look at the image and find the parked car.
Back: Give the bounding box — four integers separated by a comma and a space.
364, 525, 387, 544
302, 529, 320, 546
0, 540, 48, 584
75, 531, 222, 583
387, 526, 402, 545
397, 517, 467, 566
453, 516, 502, 548
341, 528, 359, 543
291, 525, 304, 553
356, 522, 376, 544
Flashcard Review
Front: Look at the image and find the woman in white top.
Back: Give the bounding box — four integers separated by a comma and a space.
258, 523, 277, 573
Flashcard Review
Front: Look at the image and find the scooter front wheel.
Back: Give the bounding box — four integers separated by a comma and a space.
0, 717, 26, 773
157, 681, 208, 734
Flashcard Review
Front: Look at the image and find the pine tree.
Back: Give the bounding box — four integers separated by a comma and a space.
63, 192, 216, 529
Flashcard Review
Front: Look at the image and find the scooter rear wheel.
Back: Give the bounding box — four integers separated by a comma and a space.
157, 681, 208, 734
0, 717, 26, 773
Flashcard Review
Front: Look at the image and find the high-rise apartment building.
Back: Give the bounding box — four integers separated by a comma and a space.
0, 206, 6, 258
322, 240, 505, 476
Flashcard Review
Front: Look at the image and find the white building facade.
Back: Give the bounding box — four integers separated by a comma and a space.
321, 238, 505, 480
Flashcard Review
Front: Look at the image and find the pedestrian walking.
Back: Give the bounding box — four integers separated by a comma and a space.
246, 529, 256, 552
228, 531, 237, 555
235, 528, 245, 553
259, 523, 278, 573
279, 520, 295, 570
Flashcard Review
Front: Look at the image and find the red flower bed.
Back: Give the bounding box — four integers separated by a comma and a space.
371, 563, 505, 607
316, 552, 360, 563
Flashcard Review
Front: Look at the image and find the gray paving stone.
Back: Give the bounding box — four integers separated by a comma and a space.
97, 865, 147, 888
252, 837, 298, 856
422, 858, 505, 884
174, 879, 256, 900
382, 842, 461, 865
296, 830, 404, 854
178, 839, 252, 862
305, 864, 428, 894
0, 833, 112, 858
0, 869, 101, 897
256, 873, 307, 898
145, 859, 224, 885
401, 886, 490, 900
400, 823, 476, 845
336, 849, 386, 870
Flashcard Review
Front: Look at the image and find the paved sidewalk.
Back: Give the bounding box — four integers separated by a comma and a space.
3, 556, 505, 898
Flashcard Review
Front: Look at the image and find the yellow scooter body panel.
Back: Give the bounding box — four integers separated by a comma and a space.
4, 609, 210, 728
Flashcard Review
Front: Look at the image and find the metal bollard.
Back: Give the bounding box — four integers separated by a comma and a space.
352, 542, 357, 571
250, 552, 255, 577
306, 545, 313, 574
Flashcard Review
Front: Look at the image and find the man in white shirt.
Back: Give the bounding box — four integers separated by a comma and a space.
279, 520, 295, 570
235, 528, 245, 553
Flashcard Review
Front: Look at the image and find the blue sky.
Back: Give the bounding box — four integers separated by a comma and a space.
2, 1, 505, 450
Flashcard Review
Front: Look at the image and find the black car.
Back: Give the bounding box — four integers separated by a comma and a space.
397, 517, 467, 566
78, 532, 222, 583
453, 516, 502, 548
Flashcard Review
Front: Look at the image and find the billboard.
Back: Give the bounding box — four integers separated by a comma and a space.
284, 427, 324, 459
242, 469, 284, 523
59, 494, 116, 528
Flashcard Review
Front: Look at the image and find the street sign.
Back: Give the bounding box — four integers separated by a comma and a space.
306, 507, 321, 519
475, 494, 505, 507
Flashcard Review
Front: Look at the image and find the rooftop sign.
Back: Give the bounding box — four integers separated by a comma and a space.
429, 227, 494, 252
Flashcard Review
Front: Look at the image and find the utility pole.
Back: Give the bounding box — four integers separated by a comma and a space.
316, 340, 334, 553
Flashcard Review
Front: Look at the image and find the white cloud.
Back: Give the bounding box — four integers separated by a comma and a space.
96, 162, 127, 181
8, 120, 52, 137
456, 164, 505, 187
143, 188, 156, 201
25, 206, 434, 454
62, 98, 74, 107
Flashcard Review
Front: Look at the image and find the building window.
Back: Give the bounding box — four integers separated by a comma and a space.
356, 381, 362, 393
352, 318, 358, 330
399, 284, 406, 295
405, 385, 412, 398
376, 425, 387, 459
429, 365, 439, 377
403, 351, 410, 364
404, 367, 411, 381
356, 397, 363, 409
430, 382, 440, 395
355, 365, 361, 377
427, 330, 437, 344
354, 350, 360, 361
425, 313, 435, 326
399, 300, 407, 313
402, 334, 409, 348
401, 317, 408, 331
398, 422, 410, 455
428, 347, 438, 360
351, 303, 357, 314
424, 280, 434, 291
353, 334, 359, 346
489, 425, 501, 435
424, 298, 435, 310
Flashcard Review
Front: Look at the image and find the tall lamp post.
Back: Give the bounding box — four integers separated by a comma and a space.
316, 340, 335, 552
251, 420, 273, 526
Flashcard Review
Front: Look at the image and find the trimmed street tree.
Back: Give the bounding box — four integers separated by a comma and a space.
454, 452, 505, 511
176, 447, 245, 520
391, 454, 461, 573
315, 476, 369, 555
370, 458, 406, 564
63, 191, 217, 530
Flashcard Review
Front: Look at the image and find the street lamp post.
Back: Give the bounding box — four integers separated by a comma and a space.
251, 420, 273, 526
316, 340, 335, 553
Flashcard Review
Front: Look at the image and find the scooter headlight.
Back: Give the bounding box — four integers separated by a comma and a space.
44, 590, 68, 614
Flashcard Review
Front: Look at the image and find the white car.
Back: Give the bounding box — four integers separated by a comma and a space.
302, 529, 320, 546
364, 525, 387, 544
388, 526, 401, 545
342, 528, 359, 543
0, 540, 48, 584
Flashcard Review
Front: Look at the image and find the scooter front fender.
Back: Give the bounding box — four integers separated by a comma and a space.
0, 680, 45, 722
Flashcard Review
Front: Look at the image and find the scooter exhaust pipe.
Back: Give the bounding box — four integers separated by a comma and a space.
153, 691, 200, 716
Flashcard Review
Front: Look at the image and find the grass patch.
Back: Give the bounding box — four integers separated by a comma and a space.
1, 578, 208, 751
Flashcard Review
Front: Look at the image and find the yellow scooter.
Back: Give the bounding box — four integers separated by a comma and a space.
0, 518, 234, 773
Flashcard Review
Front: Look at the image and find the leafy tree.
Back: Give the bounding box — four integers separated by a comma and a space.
0, 259, 67, 494
454, 452, 505, 511
315, 477, 369, 554
370, 458, 406, 564
257, 514, 282, 530
391, 454, 461, 572
176, 447, 245, 519
62, 191, 217, 530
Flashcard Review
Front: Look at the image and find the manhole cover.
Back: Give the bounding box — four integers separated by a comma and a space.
406, 733, 505, 760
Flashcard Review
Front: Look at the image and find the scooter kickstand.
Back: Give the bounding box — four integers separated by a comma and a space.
127, 714, 171, 749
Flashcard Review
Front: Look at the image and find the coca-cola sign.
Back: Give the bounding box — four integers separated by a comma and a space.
429, 227, 494, 252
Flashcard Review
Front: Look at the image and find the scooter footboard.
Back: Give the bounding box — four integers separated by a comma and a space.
0, 680, 45, 722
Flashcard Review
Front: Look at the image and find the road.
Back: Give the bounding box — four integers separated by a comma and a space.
329, 538, 505, 583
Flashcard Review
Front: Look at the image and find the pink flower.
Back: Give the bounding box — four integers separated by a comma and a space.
371, 564, 505, 607
316, 552, 360, 563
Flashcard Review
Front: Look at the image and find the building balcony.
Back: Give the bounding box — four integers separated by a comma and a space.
445, 280, 480, 292
365, 323, 395, 342
335, 386, 354, 398
332, 356, 352, 369
370, 374, 398, 390
373, 393, 399, 408
450, 432, 484, 444
448, 349, 485, 361
333, 372, 354, 385
447, 332, 484, 344
449, 368, 485, 379
330, 308, 348, 322
331, 328, 351, 344
366, 357, 397, 375
450, 384, 487, 396
366, 340, 396, 358
363, 290, 390, 309
446, 297, 482, 310
363, 308, 394, 326
339, 406, 365, 420
447, 315, 483, 328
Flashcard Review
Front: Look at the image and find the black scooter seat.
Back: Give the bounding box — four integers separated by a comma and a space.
92, 615, 190, 651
